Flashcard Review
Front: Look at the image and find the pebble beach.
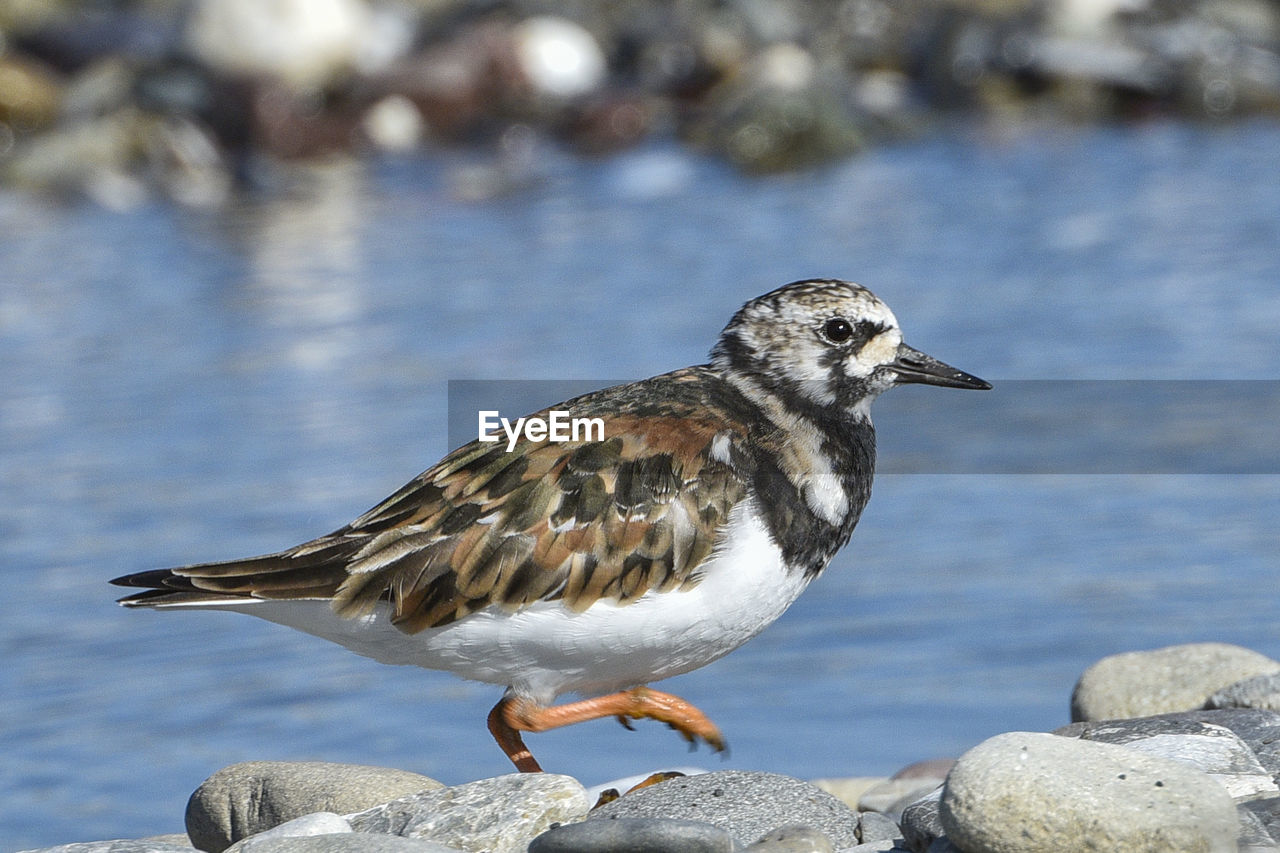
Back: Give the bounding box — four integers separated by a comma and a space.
24, 642, 1280, 853
4, 0, 1280, 205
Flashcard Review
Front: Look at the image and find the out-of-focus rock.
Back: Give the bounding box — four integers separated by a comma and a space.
512, 16, 607, 101
186, 0, 382, 90
0, 54, 62, 130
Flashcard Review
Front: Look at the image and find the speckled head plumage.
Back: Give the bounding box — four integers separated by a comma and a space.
110, 276, 991, 774
712, 279, 988, 418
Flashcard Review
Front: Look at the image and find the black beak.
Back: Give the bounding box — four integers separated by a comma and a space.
890, 343, 992, 390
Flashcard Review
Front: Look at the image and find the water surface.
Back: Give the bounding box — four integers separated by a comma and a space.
3, 121, 1280, 848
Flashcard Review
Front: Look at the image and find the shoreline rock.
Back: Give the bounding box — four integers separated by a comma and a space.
3, 0, 1279, 206
23, 641, 1280, 852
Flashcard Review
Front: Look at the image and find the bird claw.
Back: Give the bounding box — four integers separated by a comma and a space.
616, 715, 636, 731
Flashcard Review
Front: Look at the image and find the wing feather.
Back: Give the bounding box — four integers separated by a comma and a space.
112, 367, 754, 634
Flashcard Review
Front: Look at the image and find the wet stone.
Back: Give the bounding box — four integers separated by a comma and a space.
528, 817, 735, 853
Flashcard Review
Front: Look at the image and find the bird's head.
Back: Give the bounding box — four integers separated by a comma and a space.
711, 279, 991, 417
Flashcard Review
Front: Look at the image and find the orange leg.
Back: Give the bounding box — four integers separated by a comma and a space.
487, 686, 727, 773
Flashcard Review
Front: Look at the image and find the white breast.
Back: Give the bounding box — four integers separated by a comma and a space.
224, 499, 812, 703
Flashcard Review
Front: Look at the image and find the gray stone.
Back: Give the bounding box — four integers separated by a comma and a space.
896, 789, 942, 853
528, 817, 734, 853
1237, 806, 1279, 851
834, 844, 907, 853
589, 770, 861, 848
17, 842, 196, 853
1064, 709, 1280, 784
215, 837, 459, 853
940, 731, 1239, 853
833, 843, 906, 853
1071, 643, 1280, 722
745, 824, 834, 852
1173, 709, 1280, 780
224, 814, 351, 853
923, 841, 961, 853
855, 780, 941, 819
855, 813, 900, 846
809, 779, 884, 812
890, 761, 954, 782
1211, 673, 1280, 713
1243, 797, 1280, 843
346, 772, 589, 853
186, 762, 442, 853
1055, 715, 1278, 799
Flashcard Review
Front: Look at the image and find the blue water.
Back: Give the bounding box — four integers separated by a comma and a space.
3, 120, 1280, 849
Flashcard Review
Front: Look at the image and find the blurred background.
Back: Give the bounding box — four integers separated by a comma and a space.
3, 0, 1280, 848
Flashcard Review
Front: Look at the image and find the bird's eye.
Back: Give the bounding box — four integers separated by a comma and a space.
821, 318, 854, 344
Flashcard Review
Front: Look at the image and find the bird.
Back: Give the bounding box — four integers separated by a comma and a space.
112, 278, 990, 772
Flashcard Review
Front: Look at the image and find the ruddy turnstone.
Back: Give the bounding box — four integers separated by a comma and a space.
112, 279, 989, 771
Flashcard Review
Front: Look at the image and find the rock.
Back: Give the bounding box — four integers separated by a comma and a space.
589, 770, 861, 849
856, 811, 901, 846
223, 813, 351, 852
512, 17, 607, 101
808, 778, 884, 811
1236, 805, 1279, 851
1055, 715, 1278, 800
222, 837, 460, 853
744, 823, 834, 852
528, 817, 735, 853
891, 761, 955, 782
185, 0, 381, 89
1211, 673, 1280, 713
346, 773, 589, 853
939, 731, 1239, 853
185, 761, 442, 853
1147, 709, 1280, 782
856, 780, 942, 822
583, 767, 708, 806
924, 840, 962, 853
1242, 797, 1280, 844
836, 843, 906, 853
17, 841, 197, 853
897, 788, 943, 853
1071, 642, 1280, 722
0, 55, 63, 130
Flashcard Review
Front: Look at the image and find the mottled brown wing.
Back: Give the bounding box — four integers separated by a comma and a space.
114, 407, 751, 634
330, 413, 748, 632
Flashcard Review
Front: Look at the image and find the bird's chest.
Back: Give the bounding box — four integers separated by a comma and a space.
450, 499, 812, 698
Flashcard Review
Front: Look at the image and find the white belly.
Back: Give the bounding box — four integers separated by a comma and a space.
221, 500, 812, 703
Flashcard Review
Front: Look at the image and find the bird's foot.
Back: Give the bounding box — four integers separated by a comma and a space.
487, 687, 727, 772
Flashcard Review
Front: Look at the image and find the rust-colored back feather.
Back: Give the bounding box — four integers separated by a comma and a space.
112, 367, 754, 634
